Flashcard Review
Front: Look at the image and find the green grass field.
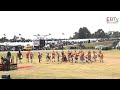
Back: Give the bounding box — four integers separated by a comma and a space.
0, 49, 120, 79
64, 41, 113, 49
82, 41, 113, 47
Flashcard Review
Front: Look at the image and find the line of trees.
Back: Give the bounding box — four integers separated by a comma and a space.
0, 34, 32, 42
0, 27, 120, 43
71, 27, 120, 39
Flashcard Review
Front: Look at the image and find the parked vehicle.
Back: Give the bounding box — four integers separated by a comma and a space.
23, 44, 33, 51
95, 45, 104, 50
101, 46, 112, 50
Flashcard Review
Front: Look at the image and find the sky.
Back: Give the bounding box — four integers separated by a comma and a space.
0, 11, 120, 39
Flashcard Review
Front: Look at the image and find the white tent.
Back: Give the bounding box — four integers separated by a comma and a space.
0, 42, 34, 46
116, 41, 120, 48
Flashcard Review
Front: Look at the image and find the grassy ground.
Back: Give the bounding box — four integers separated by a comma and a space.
64, 41, 113, 49
83, 41, 113, 47
0, 49, 120, 79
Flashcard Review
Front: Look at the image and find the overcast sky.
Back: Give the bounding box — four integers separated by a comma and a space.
0, 11, 120, 39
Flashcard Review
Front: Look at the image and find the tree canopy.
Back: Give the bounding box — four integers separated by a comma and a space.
72, 27, 119, 39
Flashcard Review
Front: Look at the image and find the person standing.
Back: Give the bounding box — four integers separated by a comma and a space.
79, 50, 84, 64
38, 52, 42, 63
52, 51, 55, 62
46, 52, 51, 63
61, 51, 64, 62
85, 50, 92, 63
75, 52, 79, 63
17, 50, 23, 64
30, 51, 34, 63
63, 54, 67, 62
92, 50, 97, 62
98, 50, 104, 63
68, 51, 71, 62
56, 51, 60, 63
6, 51, 11, 62
71, 51, 74, 63
26, 51, 30, 63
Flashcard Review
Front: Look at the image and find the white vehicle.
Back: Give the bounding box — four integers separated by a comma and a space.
95, 45, 104, 50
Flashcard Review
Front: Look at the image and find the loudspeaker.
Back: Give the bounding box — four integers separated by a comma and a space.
2, 74, 11, 79
40, 40, 45, 48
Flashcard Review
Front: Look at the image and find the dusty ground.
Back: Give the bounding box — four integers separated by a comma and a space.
0, 49, 120, 79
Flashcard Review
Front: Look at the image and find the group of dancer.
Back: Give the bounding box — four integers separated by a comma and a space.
16, 50, 104, 64
45, 50, 104, 64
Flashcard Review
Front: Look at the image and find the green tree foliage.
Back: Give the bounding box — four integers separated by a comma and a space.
94, 29, 106, 38
113, 31, 120, 39
73, 27, 91, 39
0, 37, 8, 42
